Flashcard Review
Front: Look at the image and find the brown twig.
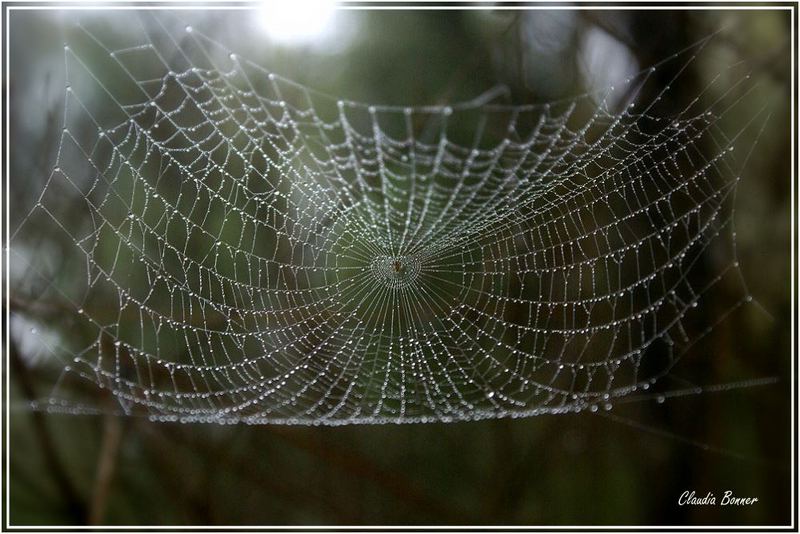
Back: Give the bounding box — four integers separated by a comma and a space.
89, 413, 124, 525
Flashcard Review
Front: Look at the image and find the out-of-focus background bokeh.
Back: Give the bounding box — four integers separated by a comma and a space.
6, 6, 792, 526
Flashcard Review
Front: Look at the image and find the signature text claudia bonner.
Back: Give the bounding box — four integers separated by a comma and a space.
678, 491, 758, 506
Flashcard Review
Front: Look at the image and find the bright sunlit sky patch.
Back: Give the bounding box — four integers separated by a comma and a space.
257, 0, 338, 45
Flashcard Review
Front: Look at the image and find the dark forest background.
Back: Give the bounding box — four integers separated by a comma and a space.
6, 7, 793, 526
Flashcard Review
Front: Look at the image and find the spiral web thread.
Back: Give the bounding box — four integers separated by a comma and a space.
9, 17, 762, 425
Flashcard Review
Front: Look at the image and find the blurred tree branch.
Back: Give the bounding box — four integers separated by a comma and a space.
8, 333, 86, 523
89, 413, 123, 525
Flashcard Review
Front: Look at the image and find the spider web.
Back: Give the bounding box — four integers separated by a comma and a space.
9, 16, 761, 425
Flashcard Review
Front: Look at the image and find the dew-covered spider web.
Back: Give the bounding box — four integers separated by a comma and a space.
9, 15, 767, 425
